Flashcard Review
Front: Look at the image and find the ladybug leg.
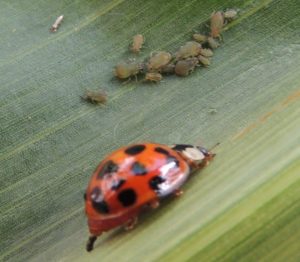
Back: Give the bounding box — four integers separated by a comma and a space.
86, 235, 98, 252
124, 217, 138, 231
149, 200, 160, 209
174, 189, 184, 197
204, 153, 216, 166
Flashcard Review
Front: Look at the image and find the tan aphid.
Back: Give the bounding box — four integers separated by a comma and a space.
147, 51, 172, 71
175, 57, 199, 77
144, 72, 163, 82
130, 34, 145, 53
224, 9, 238, 21
82, 90, 107, 104
160, 63, 175, 74
192, 33, 207, 43
176, 41, 202, 60
207, 37, 220, 49
210, 11, 224, 38
198, 55, 210, 67
199, 48, 214, 57
114, 61, 142, 80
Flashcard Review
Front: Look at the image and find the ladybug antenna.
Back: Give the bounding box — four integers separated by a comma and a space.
209, 142, 220, 151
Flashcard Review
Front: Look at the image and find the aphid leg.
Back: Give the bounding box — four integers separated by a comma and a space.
124, 217, 138, 230
223, 19, 229, 27
122, 78, 131, 85
149, 200, 160, 209
217, 34, 223, 42
86, 235, 98, 252
174, 189, 184, 197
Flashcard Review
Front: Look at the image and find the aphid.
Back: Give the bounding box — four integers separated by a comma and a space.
199, 48, 214, 57
144, 72, 163, 82
192, 33, 207, 43
175, 57, 199, 77
147, 51, 173, 71
84, 143, 215, 251
198, 55, 210, 67
50, 15, 64, 32
210, 11, 224, 38
207, 37, 220, 49
224, 9, 238, 21
130, 34, 145, 54
208, 108, 217, 114
175, 41, 202, 60
82, 90, 107, 104
160, 63, 176, 74
114, 61, 142, 81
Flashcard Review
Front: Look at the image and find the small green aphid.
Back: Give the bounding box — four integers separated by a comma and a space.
199, 48, 214, 57
147, 51, 173, 71
114, 60, 143, 81
192, 33, 207, 43
144, 72, 163, 82
207, 37, 220, 49
82, 90, 107, 104
175, 57, 199, 77
176, 41, 202, 60
198, 55, 210, 67
209, 108, 217, 114
130, 34, 145, 54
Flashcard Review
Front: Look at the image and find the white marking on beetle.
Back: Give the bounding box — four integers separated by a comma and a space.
182, 147, 205, 161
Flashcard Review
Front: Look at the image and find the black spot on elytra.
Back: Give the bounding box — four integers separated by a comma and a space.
111, 179, 126, 191
172, 144, 193, 152
125, 144, 146, 155
97, 160, 119, 179
131, 162, 148, 176
118, 189, 137, 207
149, 176, 166, 191
154, 147, 170, 156
167, 156, 180, 167
92, 200, 109, 214
90, 187, 109, 214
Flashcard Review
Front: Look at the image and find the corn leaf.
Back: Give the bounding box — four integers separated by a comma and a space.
1, 0, 299, 261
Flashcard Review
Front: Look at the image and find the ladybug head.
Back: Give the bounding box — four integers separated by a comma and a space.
171, 144, 215, 163
197, 146, 216, 159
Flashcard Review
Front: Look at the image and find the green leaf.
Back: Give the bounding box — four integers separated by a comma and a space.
1, 0, 299, 261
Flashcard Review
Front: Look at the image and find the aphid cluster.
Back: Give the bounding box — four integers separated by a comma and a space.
114, 9, 238, 83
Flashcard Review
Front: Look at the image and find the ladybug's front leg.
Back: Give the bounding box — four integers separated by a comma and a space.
124, 217, 138, 231
174, 189, 184, 197
86, 235, 98, 252
149, 199, 160, 209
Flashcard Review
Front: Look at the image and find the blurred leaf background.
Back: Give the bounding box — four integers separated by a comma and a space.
0, 0, 299, 261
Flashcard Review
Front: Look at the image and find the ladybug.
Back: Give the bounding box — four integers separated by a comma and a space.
84, 143, 215, 251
